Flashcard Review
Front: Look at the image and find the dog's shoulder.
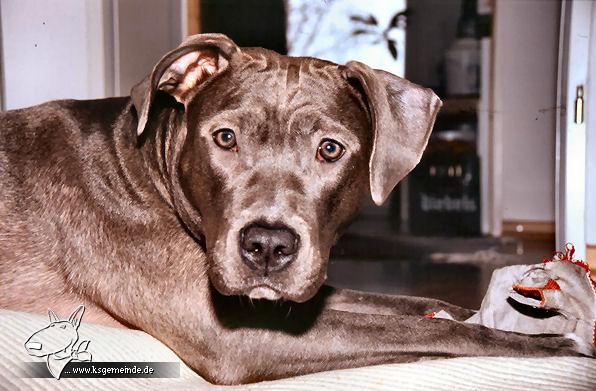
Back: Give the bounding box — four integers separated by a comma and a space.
0, 97, 133, 193
0, 97, 132, 168
53, 97, 131, 132
0, 97, 131, 136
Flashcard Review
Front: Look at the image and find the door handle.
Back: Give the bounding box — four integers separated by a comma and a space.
575, 85, 584, 124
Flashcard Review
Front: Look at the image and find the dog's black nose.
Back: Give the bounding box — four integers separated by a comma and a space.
240, 223, 299, 274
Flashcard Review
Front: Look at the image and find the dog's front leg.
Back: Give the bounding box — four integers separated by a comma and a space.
178, 298, 585, 385
320, 286, 475, 320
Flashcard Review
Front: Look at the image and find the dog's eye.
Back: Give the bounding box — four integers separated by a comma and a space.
212, 128, 237, 151
316, 139, 345, 162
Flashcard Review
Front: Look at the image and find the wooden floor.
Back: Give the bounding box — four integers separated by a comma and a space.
328, 233, 555, 310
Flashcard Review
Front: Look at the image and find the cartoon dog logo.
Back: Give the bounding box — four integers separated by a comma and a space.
24, 305, 92, 379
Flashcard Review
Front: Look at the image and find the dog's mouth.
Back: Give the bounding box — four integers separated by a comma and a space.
246, 285, 282, 300
209, 270, 322, 303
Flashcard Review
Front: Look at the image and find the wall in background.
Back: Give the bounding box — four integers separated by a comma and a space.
0, 0, 112, 110
493, 0, 561, 223
113, 0, 184, 96
0, 0, 184, 110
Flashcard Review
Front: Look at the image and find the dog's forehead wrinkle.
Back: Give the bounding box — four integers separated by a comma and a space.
202, 66, 359, 150
284, 103, 320, 134
238, 50, 270, 72
283, 62, 302, 103
200, 106, 266, 141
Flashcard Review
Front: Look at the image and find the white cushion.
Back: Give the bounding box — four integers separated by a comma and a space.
2, 309, 594, 390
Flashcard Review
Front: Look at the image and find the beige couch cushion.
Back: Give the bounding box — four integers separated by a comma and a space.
2, 309, 595, 390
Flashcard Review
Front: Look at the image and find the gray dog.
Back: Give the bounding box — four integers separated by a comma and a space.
0, 34, 587, 385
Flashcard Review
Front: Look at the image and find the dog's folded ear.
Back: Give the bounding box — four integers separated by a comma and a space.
342, 61, 442, 205
131, 33, 240, 136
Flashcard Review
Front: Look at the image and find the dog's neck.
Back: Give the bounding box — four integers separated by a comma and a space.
133, 98, 206, 244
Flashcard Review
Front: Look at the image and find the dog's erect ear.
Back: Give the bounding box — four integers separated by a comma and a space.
48, 309, 59, 323
131, 33, 240, 136
68, 305, 85, 329
342, 61, 442, 205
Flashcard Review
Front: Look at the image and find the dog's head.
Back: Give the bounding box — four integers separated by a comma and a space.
132, 34, 440, 302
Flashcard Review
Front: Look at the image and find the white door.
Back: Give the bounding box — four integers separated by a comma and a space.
556, 0, 595, 259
